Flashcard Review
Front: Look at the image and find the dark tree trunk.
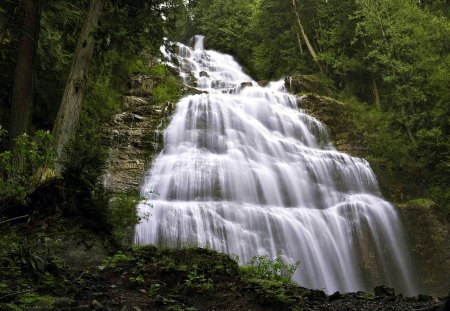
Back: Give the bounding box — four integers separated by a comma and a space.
52, 0, 105, 172
8, 0, 41, 173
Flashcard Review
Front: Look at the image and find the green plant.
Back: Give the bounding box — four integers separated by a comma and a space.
241, 255, 300, 285
0, 129, 55, 208
239, 256, 299, 308
129, 275, 144, 284
147, 283, 161, 297
3, 292, 55, 311
107, 192, 142, 245
184, 265, 213, 290
407, 198, 436, 209
102, 251, 136, 273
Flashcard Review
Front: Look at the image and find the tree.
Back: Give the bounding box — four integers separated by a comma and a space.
291, 0, 326, 74
52, 0, 105, 172
250, 0, 309, 79
8, 0, 41, 173
188, 0, 256, 70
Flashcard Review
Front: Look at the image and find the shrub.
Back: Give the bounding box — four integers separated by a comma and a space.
240, 255, 300, 285
0, 129, 55, 210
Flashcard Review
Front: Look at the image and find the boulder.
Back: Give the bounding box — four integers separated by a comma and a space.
258, 80, 269, 87
374, 285, 395, 297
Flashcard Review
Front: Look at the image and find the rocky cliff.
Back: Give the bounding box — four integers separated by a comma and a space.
101, 74, 174, 193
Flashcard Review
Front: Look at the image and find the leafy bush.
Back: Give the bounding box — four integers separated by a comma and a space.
241, 255, 300, 285
184, 265, 213, 290
0, 128, 55, 209
149, 64, 182, 105
107, 192, 142, 245
102, 251, 136, 273
240, 256, 300, 307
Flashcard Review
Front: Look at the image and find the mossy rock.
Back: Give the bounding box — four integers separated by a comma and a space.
285, 74, 335, 96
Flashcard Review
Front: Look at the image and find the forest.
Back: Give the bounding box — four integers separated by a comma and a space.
0, 0, 449, 310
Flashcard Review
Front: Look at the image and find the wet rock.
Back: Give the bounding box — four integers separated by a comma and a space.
399, 200, 450, 297
417, 294, 434, 302
167, 66, 180, 76
123, 96, 151, 113
125, 74, 163, 96
188, 72, 197, 87
257, 80, 269, 87
241, 82, 253, 87
329, 291, 342, 301
199, 70, 209, 77
182, 85, 207, 95
374, 285, 395, 297
307, 289, 327, 301
113, 112, 145, 125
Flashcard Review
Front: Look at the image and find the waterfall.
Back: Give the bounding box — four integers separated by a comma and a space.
135, 35, 417, 295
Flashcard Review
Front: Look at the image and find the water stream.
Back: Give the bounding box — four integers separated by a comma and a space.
135, 36, 417, 295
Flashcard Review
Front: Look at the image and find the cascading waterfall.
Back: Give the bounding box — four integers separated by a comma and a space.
135, 35, 417, 295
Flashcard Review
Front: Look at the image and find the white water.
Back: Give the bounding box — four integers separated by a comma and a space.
136, 35, 417, 295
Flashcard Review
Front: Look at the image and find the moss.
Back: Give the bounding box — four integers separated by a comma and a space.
406, 198, 436, 210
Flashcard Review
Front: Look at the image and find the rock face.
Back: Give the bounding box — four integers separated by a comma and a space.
296, 94, 367, 158
399, 199, 450, 296
102, 74, 174, 193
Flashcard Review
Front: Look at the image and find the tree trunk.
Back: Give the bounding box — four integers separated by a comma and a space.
296, 32, 304, 54
371, 74, 381, 111
292, 0, 326, 74
8, 0, 40, 173
52, 0, 105, 172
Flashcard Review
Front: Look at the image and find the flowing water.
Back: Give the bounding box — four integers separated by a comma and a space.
135, 35, 417, 295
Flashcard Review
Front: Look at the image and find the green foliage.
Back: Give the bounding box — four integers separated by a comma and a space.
147, 283, 161, 297
0, 129, 55, 208
240, 256, 299, 308
59, 129, 111, 236
186, 0, 257, 72
241, 255, 300, 286
147, 64, 183, 104
103, 251, 136, 273
184, 265, 213, 290
33, 1, 84, 128
107, 192, 142, 245
407, 198, 436, 209
425, 185, 450, 218
3, 293, 54, 311
0, 228, 68, 311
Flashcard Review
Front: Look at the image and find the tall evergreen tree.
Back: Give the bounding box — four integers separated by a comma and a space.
52, 0, 105, 172
8, 0, 41, 172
